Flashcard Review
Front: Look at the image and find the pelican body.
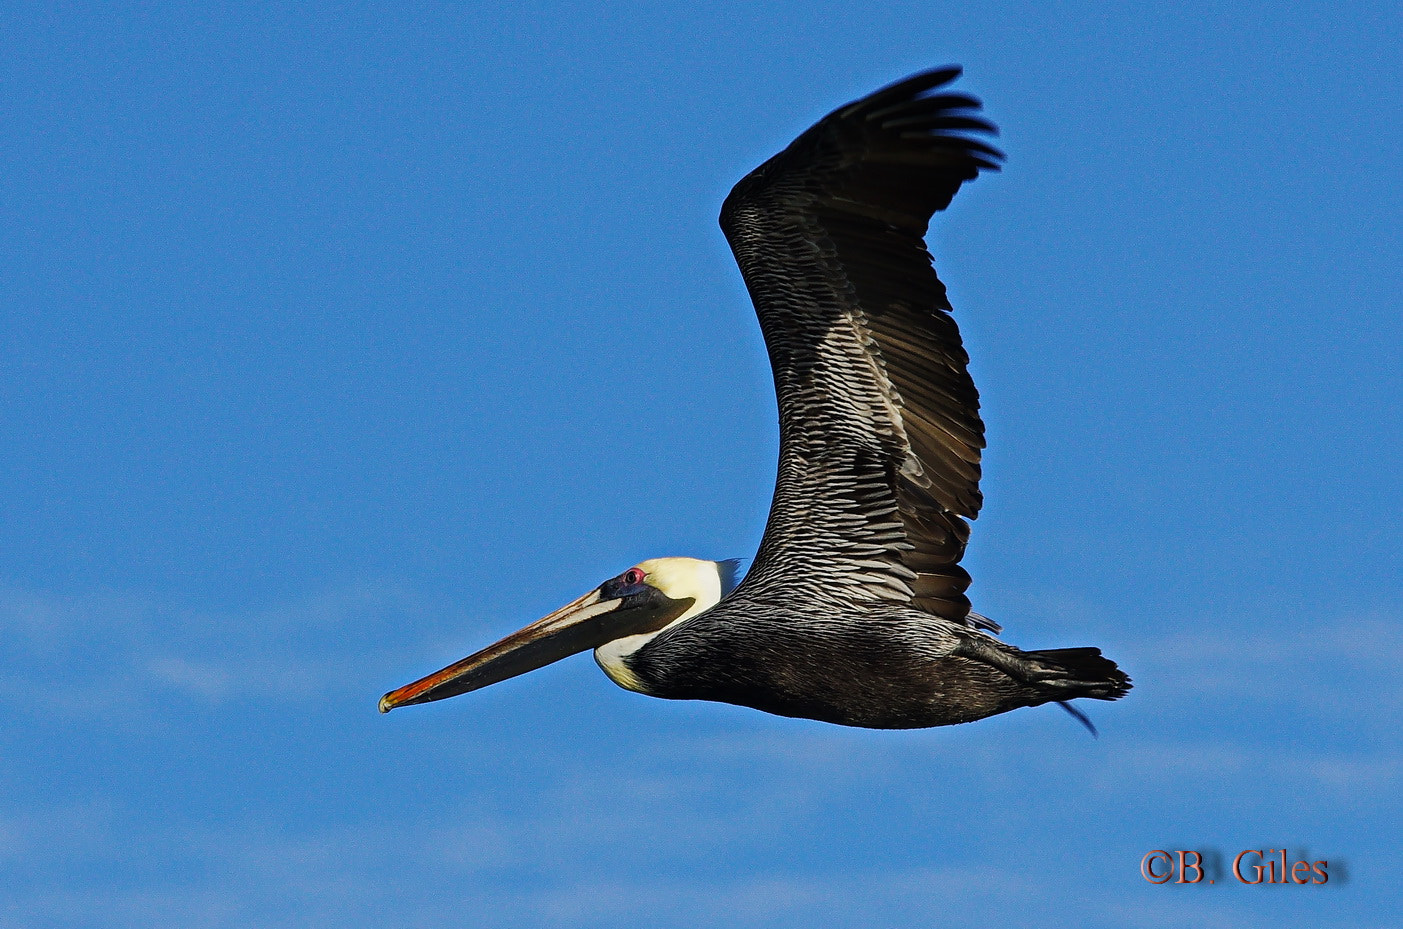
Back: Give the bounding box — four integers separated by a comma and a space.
381, 68, 1131, 730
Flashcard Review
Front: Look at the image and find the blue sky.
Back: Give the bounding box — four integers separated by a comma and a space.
3, 2, 1400, 926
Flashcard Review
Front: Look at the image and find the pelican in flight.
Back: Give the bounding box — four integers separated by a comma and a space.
381, 67, 1131, 730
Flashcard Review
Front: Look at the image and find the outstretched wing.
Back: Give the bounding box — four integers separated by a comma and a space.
719, 67, 1002, 625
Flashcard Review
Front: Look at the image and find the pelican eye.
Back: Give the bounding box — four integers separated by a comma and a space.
623, 568, 646, 586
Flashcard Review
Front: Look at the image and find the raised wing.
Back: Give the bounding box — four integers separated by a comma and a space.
719, 67, 1002, 625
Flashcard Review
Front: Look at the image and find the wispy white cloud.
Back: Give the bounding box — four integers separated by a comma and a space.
6, 802, 1385, 929
0, 583, 431, 721
3, 590, 1396, 929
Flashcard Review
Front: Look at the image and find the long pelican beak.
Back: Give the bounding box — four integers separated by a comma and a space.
379, 586, 682, 712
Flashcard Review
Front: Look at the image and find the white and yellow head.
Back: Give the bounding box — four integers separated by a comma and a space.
379, 557, 739, 712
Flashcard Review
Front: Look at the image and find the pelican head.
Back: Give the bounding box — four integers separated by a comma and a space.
379, 557, 738, 712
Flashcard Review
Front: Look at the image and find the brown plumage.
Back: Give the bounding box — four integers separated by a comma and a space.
619, 67, 1131, 729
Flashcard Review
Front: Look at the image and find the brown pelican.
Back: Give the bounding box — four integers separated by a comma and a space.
380, 67, 1131, 730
